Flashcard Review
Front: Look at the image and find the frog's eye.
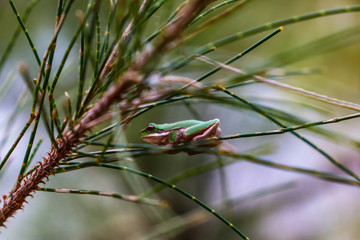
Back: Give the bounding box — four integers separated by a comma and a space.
146, 124, 155, 133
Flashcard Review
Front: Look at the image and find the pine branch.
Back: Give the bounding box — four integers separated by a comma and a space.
0, 0, 212, 227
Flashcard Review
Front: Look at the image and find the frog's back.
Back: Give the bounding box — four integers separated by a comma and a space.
154, 119, 211, 130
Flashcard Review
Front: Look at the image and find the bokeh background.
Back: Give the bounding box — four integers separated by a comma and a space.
0, 0, 359, 239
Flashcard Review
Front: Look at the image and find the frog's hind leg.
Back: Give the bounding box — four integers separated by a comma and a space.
191, 121, 221, 143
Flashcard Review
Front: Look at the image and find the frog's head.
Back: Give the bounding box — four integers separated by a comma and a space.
140, 123, 172, 145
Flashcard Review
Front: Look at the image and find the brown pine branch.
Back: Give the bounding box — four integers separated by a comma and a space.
0, 70, 141, 227
0, 0, 212, 227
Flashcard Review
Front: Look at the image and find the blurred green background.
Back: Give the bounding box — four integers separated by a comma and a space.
0, 0, 359, 239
